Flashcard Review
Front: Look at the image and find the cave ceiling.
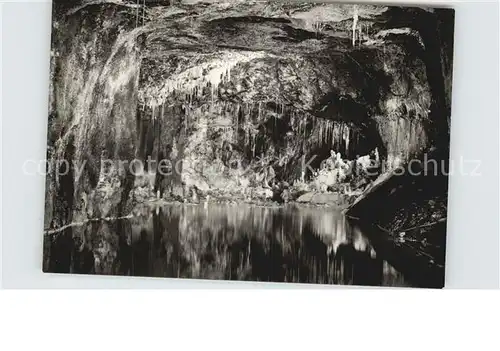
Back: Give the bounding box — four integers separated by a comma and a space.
124, 1, 431, 122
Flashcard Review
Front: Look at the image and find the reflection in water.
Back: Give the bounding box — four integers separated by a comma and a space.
43, 204, 412, 287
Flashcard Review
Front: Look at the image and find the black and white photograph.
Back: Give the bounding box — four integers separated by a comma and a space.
42, 0, 455, 288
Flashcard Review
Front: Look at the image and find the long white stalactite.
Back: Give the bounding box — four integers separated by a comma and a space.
352, 5, 359, 46
141, 51, 269, 111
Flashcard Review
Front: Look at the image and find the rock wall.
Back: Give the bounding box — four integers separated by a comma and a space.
45, 1, 452, 228
46, 3, 143, 227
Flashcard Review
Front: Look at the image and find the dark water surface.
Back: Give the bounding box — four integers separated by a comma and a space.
44, 203, 414, 287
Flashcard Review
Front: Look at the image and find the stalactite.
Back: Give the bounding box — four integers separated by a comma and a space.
303, 115, 307, 142
234, 103, 240, 143
135, 0, 140, 28
252, 133, 256, 158
408, 119, 414, 159
344, 123, 350, 157
142, 0, 146, 26
377, 115, 428, 170
309, 119, 357, 159
184, 104, 189, 130
333, 122, 338, 149
142, 51, 268, 109
352, 5, 359, 47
